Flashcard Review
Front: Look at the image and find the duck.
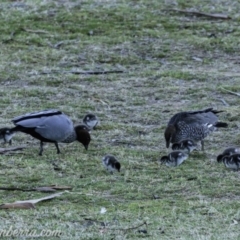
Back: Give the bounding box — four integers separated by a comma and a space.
217, 147, 239, 162
102, 155, 121, 173
221, 154, 240, 170
9, 109, 91, 155
164, 108, 228, 151
172, 139, 197, 154
0, 127, 15, 145
83, 114, 99, 130
160, 151, 188, 167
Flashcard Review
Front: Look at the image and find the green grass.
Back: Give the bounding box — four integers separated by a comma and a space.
0, 0, 240, 239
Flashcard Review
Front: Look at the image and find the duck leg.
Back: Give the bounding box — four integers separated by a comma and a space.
3, 136, 11, 145
39, 141, 44, 156
236, 161, 240, 171
54, 142, 61, 154
201, 140, 204, 151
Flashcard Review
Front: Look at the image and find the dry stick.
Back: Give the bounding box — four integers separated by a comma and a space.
0, 186, 71, 192
68, 70, 124, 75
0, 146, 26, 154
99, 221, 147, 231
0, 187, 56, 192
0, 192, 65, 209
31, 70, 124, 75
218, 98, 229, 107
0, 187, 33, 192
16, 192, 65, 204
23, 28, 49, 34
220, 88, 240, 97
167, 8, 231, 19
84, 218, 107, 226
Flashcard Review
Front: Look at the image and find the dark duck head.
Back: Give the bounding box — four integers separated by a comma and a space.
164, 125, 176, 148
74, 125, 91, 150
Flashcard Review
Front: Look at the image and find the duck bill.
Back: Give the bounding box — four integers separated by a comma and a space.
159, 160, 164, 165
84, 145, 88, 150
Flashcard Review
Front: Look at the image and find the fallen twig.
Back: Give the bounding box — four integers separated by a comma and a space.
0, 192, 65, 209
218, 98, 229, 106
92, 97, 110, 108
0, 187, 33, 192
100, 221, 147, 231
83, 218, 147, 231
167, 8, 231, 20
68, 70, 124, 75
29, 70, 124, 76
0, 185, 72, 192
16, 192, 64, 204
0, 146, 26, 154
0, 202, 35, 209
84, 218, 107, 227
220, 88, 240, 97
23, 28, 49, 34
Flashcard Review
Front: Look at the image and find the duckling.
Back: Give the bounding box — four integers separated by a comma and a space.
102, 155, 121, 173
217, 147, 239, 162
172, 139, 197, 154
83, 114, 99, 130
10, 109, 91, 155
164, 108, 228, 150
221, 154, 240, 171
0, 127, 15, 145
160, 151, 188, 167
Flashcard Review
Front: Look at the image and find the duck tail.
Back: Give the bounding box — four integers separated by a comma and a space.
215, 122, 228, 128
210, 109, 224, 115
9, 126, 23, 133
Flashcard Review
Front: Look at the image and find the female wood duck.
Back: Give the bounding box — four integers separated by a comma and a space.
164, 108, 227, 150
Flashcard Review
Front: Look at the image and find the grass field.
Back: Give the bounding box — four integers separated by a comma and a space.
0, 0, 240, 239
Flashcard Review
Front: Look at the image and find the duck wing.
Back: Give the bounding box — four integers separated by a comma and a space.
12, 109, 62, 123
168, 108, 220, 126
12, 110, 73, 142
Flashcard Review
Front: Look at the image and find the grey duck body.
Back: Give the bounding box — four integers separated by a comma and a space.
164, 108, 228, 150
11, 109, 91, 155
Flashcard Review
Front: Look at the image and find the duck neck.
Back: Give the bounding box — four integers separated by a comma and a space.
62, 130, 77, 143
